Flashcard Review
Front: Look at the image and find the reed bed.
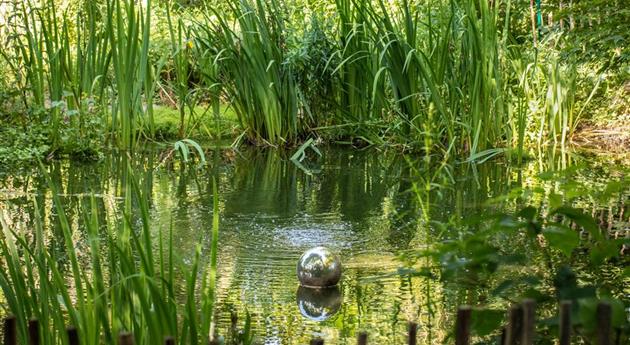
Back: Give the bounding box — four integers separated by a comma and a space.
0, 166, 221, 344
0, 0, 583, 155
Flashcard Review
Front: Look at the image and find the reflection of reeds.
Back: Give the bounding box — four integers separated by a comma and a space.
0, 165, 221, 344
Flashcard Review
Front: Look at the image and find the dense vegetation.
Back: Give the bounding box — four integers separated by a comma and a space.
0, 0, 628, 344
0, 150, 628, 344
0, 0, 628, 163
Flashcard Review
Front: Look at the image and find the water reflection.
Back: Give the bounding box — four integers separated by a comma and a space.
296, 286, 343, 321
0, 146, 627, 344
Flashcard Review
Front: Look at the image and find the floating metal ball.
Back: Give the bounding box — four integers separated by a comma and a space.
297, 246, 342, 288
296, 286, 342, 321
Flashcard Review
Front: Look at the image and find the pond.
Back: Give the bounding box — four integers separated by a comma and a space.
0, 147, 628, 344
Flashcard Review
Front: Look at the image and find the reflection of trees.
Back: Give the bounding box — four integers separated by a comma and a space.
1, 145, 627, 343
222, 149, 299, 218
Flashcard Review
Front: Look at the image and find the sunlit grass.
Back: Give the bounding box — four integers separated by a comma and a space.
152, 104, 239, 141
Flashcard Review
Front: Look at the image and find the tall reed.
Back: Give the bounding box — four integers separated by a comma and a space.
0, 0, 110, 147
0, 163, 221, 344
336, 0, 511, 156
108, 0, 154, 149
332, 0, 384, 133
209, 0, 299, 145
166, 3, 193, 138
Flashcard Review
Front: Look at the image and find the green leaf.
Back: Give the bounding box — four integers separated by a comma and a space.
548, 193, 563, 210
471, 308, 503, 336
518, 206, 537, 221
552, 207, 601, 240
589, 240, 622, 266
543, 225, 579, 257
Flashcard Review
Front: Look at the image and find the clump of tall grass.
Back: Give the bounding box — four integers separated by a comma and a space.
0, 165, 222, 344
108, 0, 155, 149
207, 0, 299, 146
0, 0, 156, 150
330, 0, 385, 141
509, 31, 590, 152
165, 2, 193, 139
331, 0, 513, 154
0, 0, 110, 148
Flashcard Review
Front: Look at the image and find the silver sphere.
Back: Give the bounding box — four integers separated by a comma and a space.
296, 286, 342, 321
297, 246, 342, 288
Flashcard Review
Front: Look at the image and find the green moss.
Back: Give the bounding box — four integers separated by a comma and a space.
151, 104, 239, 142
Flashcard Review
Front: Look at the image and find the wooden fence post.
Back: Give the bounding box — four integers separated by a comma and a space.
499, 327, 506, 345
118, 332, 134, 345
231, 311, 238, 331
3, 316, 17, 345
28, 319, 39, 345
521, 299, 536, 345
357, 332, 368, 345
505, 305, 523, 345
310, 338, 324, 345
596, 302, 612, 345
408, 322, 418, 345
455, 306, 472, 345
559, 301, 572, 345
67, 327, 79, 345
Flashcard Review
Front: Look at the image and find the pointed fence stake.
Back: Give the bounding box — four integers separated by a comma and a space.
499, 327, 506, 345
28, 319, 39, 345
521, 299, 536, 345
118, 332, 134, 345
559, 301, 572, 345
231, 311, 238, 331
596, 302, 612, 345
67, 327, 79, 345
310, 338, 324, 345
505, 304, 523, 345
455, 306, 472, 345
3, 316, 17, 345
408, 322, 418, 345
357, 331, 368, 345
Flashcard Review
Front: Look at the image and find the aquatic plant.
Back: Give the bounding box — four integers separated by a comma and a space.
208, 0, 300, 146
399, 166, 630, 342
0, 165, 224, 344
165, 2, 193, 138
108, 0, 154, 149
0, 0, 110, 149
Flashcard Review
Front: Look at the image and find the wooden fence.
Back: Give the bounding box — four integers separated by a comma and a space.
2, 300, 619, 345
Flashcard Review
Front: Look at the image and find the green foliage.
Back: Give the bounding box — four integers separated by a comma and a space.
152, 105, 238, 141
108, 0, 155, 148
174, 138, 207, 167
0, 165, 251, 344
0, 0, 627, 155
399, 166, 630, 341
205, 0, 300, 145
0, 105, 104, 166
286, 17, 338, 130
0, 0, 110, 149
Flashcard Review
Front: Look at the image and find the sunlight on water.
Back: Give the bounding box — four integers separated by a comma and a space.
0, 147, 627, 344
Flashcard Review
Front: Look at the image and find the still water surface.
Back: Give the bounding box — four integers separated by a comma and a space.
0, 147, 627, 344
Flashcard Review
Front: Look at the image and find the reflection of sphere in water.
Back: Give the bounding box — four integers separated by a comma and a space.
297, 246, 342, 287
297, 286, 342, 321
